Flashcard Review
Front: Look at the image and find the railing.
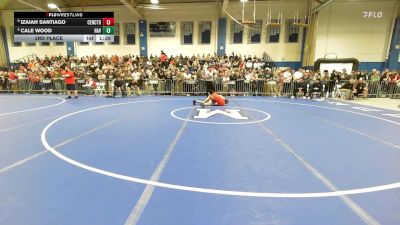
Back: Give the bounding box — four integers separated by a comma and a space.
0, 78, 399, 99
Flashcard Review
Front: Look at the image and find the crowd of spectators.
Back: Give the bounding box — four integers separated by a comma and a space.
0, 53, 399, 99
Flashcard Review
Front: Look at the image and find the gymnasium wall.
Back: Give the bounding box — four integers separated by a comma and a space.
0, 0, 398, 71
0, 6, 141, 61
1, 9, 67, 61
143, 4, 218, 57
315, 0, 398, 71
68, 6, 141, 58
1, 4, 218, 61
1, 1, 306, 63
224, 1, 306, 63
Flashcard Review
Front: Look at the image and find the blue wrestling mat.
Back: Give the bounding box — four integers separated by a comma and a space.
1, 95, 400, 225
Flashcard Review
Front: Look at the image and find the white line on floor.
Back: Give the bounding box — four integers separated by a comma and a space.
124, 109, 192, 225
0, 96, 65, 116
0, 116, 59, 133
310, 114, 400, 150
0, 116, 128, 174
258, 123, 380, 225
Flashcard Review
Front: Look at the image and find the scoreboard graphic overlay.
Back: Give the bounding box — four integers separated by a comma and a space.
14, 12, 114, 42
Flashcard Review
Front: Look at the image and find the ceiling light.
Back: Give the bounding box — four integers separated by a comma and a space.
240, 0, 248, 2
48, 3, 61, 12
48, 3, 57, 9
151, 0, 159, 4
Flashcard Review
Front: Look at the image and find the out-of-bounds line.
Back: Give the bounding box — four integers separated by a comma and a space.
258, 123, 380, 225
303, 112, 400, 151
0, 96, 66, 116
0, 116, 129, 175
0, 116, 59, 133
236, 99, 400, 126
333, 98, 400, 112
124, 109, 193, 225
0, 151, 47, 174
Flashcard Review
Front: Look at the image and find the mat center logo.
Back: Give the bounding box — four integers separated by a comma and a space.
171, 106, 270, 124
194, 109, 248, 120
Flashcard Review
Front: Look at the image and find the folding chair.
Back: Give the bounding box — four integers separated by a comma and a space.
311, 92, 321, 99
94, 82, 106, 96
333, 84, 343, 98
336, 89, 350, 100
296, 91, 305, 98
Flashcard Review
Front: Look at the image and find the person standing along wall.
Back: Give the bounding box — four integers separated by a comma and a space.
62, 64, 78, 99
160, 51, 168, 69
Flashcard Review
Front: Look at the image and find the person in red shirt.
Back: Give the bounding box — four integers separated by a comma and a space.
8, 70, 17, 80
160, 51, 168, 69
62, 65, 78, 99
193, 89, 229, 108
8, 70, 18, 93
27, 60, 35, 70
